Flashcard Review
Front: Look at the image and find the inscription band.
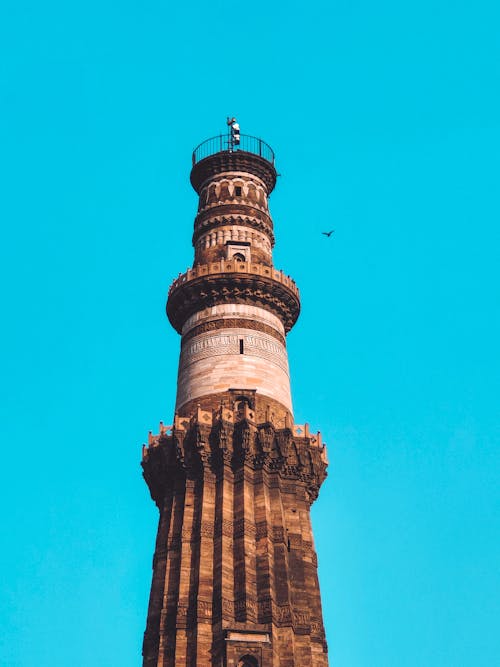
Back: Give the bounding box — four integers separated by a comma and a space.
182, 318, 286, 346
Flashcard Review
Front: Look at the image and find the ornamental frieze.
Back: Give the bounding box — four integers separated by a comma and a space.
167, 265, 300, 334
142, 133, 329, 665
255, 520, 268, 540
190, 150, 277, 194
192, 213, 275, 247
181, 318, 286, 346
143, 424, 327, 507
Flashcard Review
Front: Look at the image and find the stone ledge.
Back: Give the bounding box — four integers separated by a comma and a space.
167, 262, 300, 334
169, 261, 298, 297
190, 150, 277, 194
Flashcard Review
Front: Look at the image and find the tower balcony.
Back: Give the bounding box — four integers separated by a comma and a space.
166, 259, 300, 334
190, 134, 277, 194
192, 134, 275, 165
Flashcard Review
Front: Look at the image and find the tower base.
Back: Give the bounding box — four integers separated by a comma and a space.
142, 391, 328, 666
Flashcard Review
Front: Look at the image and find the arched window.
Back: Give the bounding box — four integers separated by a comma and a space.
233, 252, 246, 262
237, 656, 258, 667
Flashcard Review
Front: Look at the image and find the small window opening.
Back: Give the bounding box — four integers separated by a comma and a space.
235, 186, 242, 196
239, 339, 244, 354
238, 657, 258, 667
233, 252, 246, 262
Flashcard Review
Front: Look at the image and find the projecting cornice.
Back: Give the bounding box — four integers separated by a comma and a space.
166, 261, 300, 334
142, 403, 328, 508
191, 151, 277, 194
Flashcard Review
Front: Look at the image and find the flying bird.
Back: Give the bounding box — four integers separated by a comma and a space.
322, 230, 335, 237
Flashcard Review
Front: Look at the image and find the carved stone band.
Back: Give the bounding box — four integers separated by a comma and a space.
190, 151, 277, 194
193, 213, 275, 247
167, 266, 300, 334
181, 318, 286, 347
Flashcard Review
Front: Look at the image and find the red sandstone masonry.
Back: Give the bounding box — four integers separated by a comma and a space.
142, 397, 328, 666
142, 139, 329, 666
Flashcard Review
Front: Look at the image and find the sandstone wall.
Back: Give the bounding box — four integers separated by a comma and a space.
176, 305, 292, 414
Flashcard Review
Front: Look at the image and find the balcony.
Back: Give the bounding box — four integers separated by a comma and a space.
192, 134, 275, 166
166, 260, 300, 334
168, 260, 298, 298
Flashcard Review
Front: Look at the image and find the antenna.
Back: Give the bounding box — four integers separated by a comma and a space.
226, 116, 240, 151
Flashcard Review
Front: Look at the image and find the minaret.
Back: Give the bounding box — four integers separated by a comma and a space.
142, 125, 329, 667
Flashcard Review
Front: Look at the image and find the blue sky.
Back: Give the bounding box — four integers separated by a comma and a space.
1, 1, 499, 665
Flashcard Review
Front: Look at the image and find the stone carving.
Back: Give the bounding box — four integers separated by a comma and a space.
288, 533, 303, 549
179, 330, 290, 375
167, 269, 300, 334
255, 520, 268, 540
196, 225, 271, 253
190, 149, 277, 194
193, 213, 275, 247
143, 141, 329, 665
233, 517, 256, 538
182, 318, 286, 346
176, 604, 188, 618
143, 409, 327, 503
272, 526, 285, 543
292, 609, 311, 626
274, 603, 292, 624
221, 597, 234, 615
197, 599, 212, 619
257, 424, 275, 454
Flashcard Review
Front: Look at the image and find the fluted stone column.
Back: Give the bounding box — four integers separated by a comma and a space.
142, 133, 329, 666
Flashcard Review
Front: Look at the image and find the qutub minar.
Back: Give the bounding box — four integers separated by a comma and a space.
141, 121, 329, 666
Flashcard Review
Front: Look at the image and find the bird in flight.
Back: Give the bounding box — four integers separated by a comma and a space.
322, 230, 335, 237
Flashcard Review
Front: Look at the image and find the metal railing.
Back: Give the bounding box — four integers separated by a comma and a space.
192, 134, 275, 166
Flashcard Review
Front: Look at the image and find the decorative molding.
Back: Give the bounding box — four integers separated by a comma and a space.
143, 141, 330, 665
190, 151, 277, 194
143, 417, 327, 511
181, 318, 286, 346
167, 267, 300, 334
179, 331, 290, 374
193, 212, 275, 248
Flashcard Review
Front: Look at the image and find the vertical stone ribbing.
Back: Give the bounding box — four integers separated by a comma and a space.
285, 489, 313, 664
158, 476, 186, 667
143, 487, 172, 666
196, 462, 216, 661
270, 481, 295, 667
219, 432, 235, 631
142, 134, 329, 666
302, 510, 328, 667
174, 477, 197, 665
242, 463, 258, 624
211, 461, 231, 665
254, 467, 272, 625
143, 409, 328, 665
301, 507, 320, 660
261, 472, 280, 666
232, 465, 247, 623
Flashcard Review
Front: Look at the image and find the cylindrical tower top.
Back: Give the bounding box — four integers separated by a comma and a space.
168, 124, 299, 418
190, 134, 277, 194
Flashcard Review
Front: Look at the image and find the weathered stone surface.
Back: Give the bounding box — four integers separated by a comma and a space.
142, 141, 329, 666
166, 262, 300, 336
176, 327, 292, 414
142, 398, 328, 666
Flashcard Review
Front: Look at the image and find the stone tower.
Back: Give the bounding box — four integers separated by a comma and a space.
142, 128, 329, 666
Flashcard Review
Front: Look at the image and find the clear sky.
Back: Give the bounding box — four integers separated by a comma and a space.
0, 1, 499, 665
